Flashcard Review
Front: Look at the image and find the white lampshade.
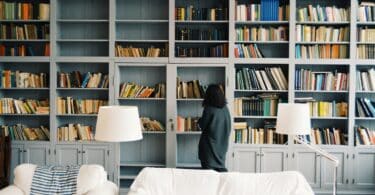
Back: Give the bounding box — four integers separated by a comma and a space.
95, 106, 143, 142
276, 103, 311, 135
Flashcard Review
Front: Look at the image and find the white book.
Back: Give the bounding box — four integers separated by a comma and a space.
361, 72, 370, 91
277, 67, 288, 90
296, 25, 302, 42
254, 70, 266, 90
270, 68, 283, 90
260, 70, 273, 90
368, 68, 375, 91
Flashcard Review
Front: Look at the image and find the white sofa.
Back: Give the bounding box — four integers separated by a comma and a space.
128, 168, 314, 195
0, 164, 119, 195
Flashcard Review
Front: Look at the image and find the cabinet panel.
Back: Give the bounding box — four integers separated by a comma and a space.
10, 144, 23, 183
56, 144, 81, 166
24, 144, 50, 166
260, 148, 287, 173
292, 150, 320, 188
320, 150, 348, 189
82, 145, 109, 171
354, 149, 375, 189
233, 148, 259, 173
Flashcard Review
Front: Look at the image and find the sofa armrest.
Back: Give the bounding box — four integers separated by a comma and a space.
0, 185, 24, 195
85, 181, 119, 195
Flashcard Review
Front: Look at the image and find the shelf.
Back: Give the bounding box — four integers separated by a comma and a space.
116, 19, 168, 23
116, 39, 169, 43
0, 114, 49, 117
175, 40, 228, 43
56, 114, 98, 117
295, 90, 348, 93
175, 20, 229, 24
57, 39, 109, 42
171, 57, 229, 64
234, 116, 277, 119
142, 131, 166, 134
117, 98, 166, 101
0, 88, 49, 91
356, 91, 375, 94
176, 163, 201, 168
295, 59, 350, 65
177, 98, 204, 101
296, 21, 350, 25
232, 143, 288, 148
311, 117, 348, 120
0, 20, 49, 23
114, 57, 169, 63
57, 88, 109, 91
235, 41, 289, 44
0, 39, 49, 42
235, 21, 289, 25
357, 42, 375, 45
120, 162, 165, 167
119, 175, 137, 180
176, 131, 202, 135
0, 57, 50, 62
11, 140, 50, 144
234, 58, 289, 64
355, 60, 375, 65
355, 117, 375, 120
57, 19, 109, 23
235, 89, 288, 93
357, 22, 375, 26
295, 41, 350, 45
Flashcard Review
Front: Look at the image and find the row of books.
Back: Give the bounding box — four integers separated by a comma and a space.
0, 1, 49, 20
58, 72, 109, 89
56, 97, 108, 115
1, 124, 49, 141
304, 100, 348, 117
358, 1, 375, 22
356, 126, 375, 145
358, 28, 375, 42
175, 44, 228, 57
235, 67, 288, 91
295, 44, 348, 59
115, 45, 167, 57
0, 24, 49, 40
305, 128, 346, 145
119, 82, 166, 98
234, 94, 281, 116
57, 123, 94, 141
233, 122, 286, 144
0, 98, 49, 114
357, 98, 375, 117
0, 70, 48, 88
0, 43, 50, 56
176, 28, 227, 41
236, 26, 288, 41
176, 78, 209, 99
175, 7, 228, 21
140, 118, 165, 131
235, 0, 289, 21
296, 25, 349, 42
357, 45, 375, 59
297, 5, 349, 22
295, 69, 348, 91
234, 44, 263, 58
176, 116, 200, 132
357, 68, 375, 91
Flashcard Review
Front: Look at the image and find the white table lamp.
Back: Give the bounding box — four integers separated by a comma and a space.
276, 103, 339, 195
95, 106, 143, 142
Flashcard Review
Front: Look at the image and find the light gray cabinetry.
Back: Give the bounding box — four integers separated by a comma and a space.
353, 148, 375, 189
55, 144, 81, 166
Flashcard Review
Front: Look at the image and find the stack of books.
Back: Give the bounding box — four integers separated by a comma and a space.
357, 68, 375, 91
295, 44, 348, 59
234, 94, 281, 116
235, 0, 289, 21
297, 5, 349, 22
358, 1, 375, 22
176, 44, 228, 57
57, 123, 94, 141
236, 67, 288, 90
119, 82, 166, 98
0, 1, 50, 20
176, 116, 200, 132
115, 45, 167, 57
356, 126, 375, 145
297, 99, 348, 117
176, 27, 227, 41
306, 128, 346, 145
1, 124, 49, 141
141, 117, 165, 131
58, 71, 109, 88
295, 69, 348, 91
356, 98, 375, 117
0, 98, 49, 114
0, 24, 49, 40
233, 121, 286, 144
0, 70, 48, 88
236, 26, 288, 41
56, 97, 108, 115
175, 6, 228, 21
296, 25, 349, 42
358, 28, 375, 43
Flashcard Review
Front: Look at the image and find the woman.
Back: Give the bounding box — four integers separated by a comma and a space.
198, 84, 231, 172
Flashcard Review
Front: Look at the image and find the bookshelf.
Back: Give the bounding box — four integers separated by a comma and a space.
3, 0, 375, 194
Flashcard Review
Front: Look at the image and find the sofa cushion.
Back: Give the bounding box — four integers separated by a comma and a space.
13, 164, 36, 195
77, 165, 107, 195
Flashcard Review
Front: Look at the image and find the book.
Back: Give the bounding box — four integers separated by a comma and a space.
295, 44, 348, 59
295, 69, 348, 91
177, 27, 227, 41
0, 70, 48, 88
234, 94, 282, 116
356, 126, 375, 145
176, 44, 228, 57
356, 98, 375, 117
1, 124, 49, 141
0, 1, 50, 20
236, 26, 288, 41
358, 2, 375, 22
302, 99, 348, 117
0, 98, 49, 114
176, 6, 228, 21
119, 82, 166, 98
57, 123, 94, 141
236, 67, 288, 90
176, 116, 200, 132
115, 44, 167, 57
357, 45, 375, 59
140, 117, 165, 131
357, 68, 375, 91
296, 25, 349, 42
56, 97, 108, 115
297, 5, 349, 22
234, 44, 264, 58
59, 71, 108, 88
233, 121, 286, 144
306, 127, 346, 145
235, 0, 289, 21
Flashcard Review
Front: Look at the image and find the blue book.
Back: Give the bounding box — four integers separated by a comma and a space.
11, 72, 16, 87
364, 98, 375, 117
81, 72, 91, 88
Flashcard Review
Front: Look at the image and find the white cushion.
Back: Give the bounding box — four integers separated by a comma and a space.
77, 165, 107, 195
173, 169, 220, 195
85, 181, 119, 195
13, 164, 36, 195
0, 185, 24, 195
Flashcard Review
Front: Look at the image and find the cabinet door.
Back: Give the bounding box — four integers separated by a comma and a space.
320, 150, 348, 189
353, 149, 375, 189
55, 144, 81, 166
10, 144, 24, 183
260, 148, 288, 173
292, 149, 321, 188
82, 144, 109, 171
24, 144, 50, 166
232, 148, 260, 173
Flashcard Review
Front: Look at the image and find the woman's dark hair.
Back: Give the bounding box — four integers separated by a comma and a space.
202, 84, 227, 108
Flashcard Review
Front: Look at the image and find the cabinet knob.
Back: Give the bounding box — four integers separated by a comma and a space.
82, 150, 86, 154
78, 151, 81, 154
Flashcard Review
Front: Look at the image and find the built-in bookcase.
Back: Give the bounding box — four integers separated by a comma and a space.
56, 0, 109, 56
